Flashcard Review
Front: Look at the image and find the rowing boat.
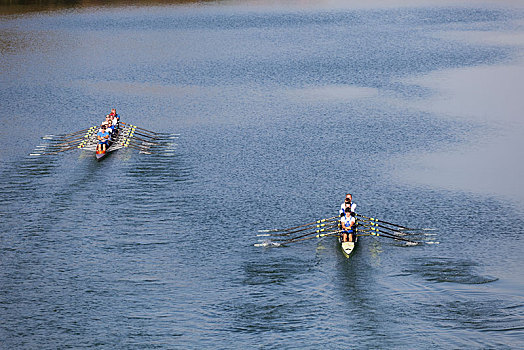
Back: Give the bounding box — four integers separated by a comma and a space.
31, 119, 175, 158
339, 235, 358, 258
95, 126, 119, 160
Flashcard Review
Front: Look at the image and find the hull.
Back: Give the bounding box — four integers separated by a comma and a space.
339, 235, 358, 258
95, 149, 108, 160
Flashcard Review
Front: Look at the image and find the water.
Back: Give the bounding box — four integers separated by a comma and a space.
1, 1, 523, 348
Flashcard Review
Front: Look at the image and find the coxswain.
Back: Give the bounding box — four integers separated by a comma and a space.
340, 207, 356, 242
97, 124, 110, 152
340, 193, 357, 217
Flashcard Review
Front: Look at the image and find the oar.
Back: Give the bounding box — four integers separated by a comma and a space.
30, 144, 80, 156
126, 134, 163, 146
51, 127, 98, 142
359, 221, 433, 236
43, 126, 97, 139
258, 216, 338, 233
43, 136, 87, 148
257, 221, 337, 237
61, 126, 98, 137
46, 128, 98, 147
119, 142, 155, 154
279, 229, 342, 245
358, 223, 412, 237
358, 221, 408, 234
120, 122, 169, 136
123, 126, 163, 140
356, 233, 374, 237
33, 144, 83, 154
32, 137, 88, 153
120, 125, 160, 140
118, 136, 163, 150
254, 230, 343, 247
271, 224, 339, 242
358, 215, 435, 232
119, 126, 166, 144
275, 225, 338, 241
357, 214, 435, 231
38, 139, 88, 150
358, 227, 420, 244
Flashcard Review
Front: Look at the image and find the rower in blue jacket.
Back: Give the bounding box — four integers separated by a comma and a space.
97, 124, 110, 152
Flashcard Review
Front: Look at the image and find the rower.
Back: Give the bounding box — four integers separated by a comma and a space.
104, 115, 116, 134
97, 124, 110, 152
110, 113, 119, 130
109, 108, 120, 125
340, 207, 356, 242
103, 115, 111, 131
340, 193, 357, 217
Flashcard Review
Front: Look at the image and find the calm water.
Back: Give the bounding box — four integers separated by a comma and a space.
1, 1, 523, 348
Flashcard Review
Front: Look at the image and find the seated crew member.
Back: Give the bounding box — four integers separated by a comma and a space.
340, 207, 356, 243
340, 193, 357, 217
111, 114, 119, 130
105, 115, 115, 134
101, 121, 113, 141
97, 123, 107, 138
97, 125, 110, 152
109, 108, 120, 123
109, 109, 120, 131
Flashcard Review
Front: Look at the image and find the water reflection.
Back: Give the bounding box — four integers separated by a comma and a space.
392, 60, 524, 203
0, 0, 210, 15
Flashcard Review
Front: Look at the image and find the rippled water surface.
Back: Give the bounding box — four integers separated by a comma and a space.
1, 1, 523, 348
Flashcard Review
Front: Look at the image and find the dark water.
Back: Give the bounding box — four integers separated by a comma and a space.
1, 1, 523, 348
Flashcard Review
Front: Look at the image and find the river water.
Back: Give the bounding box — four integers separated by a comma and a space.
1, 1, 523, 348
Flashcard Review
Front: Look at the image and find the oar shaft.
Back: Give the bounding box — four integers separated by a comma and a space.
282, 229, 342, 244
120, 142, 154, 154
33, 145, 79, 155
259, 216, 338, 233
58, 127, 98, 142
120, 122, 160, 135
270, 221, 338, 237
357, 214, 420, 231
359, 221, 406, 235
283, 216, 338, 232
118, 137, 159, 150
276, 224, 338, 242
362, 227, 418, 244
46, 136, 86, 147
54, 126, 96, 138
119, 127, 165, 146
121, 125, 160, 140
128, 134, 162, 145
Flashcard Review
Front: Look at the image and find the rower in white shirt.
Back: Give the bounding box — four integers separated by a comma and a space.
339, 193, 356, 217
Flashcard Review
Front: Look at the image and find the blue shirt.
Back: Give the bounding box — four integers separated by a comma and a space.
97, 131, 109, 143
